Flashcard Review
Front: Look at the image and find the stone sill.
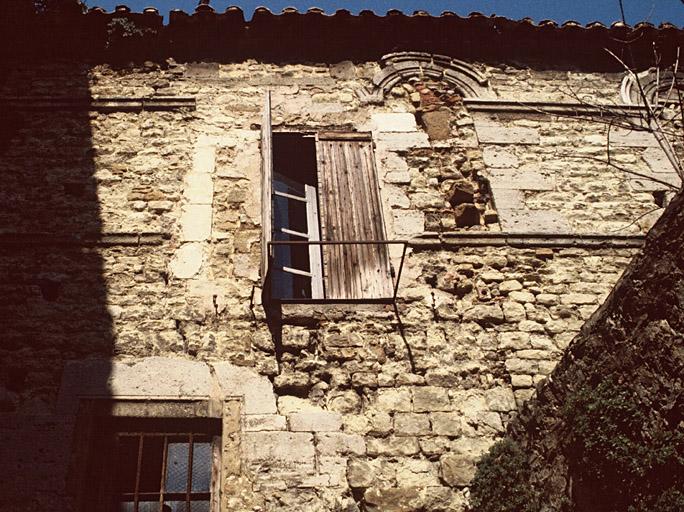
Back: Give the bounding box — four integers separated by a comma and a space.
411, 232, 645, 249
1, 96, 196, 112
464, 98, 648, 116
0, 232, 170, 246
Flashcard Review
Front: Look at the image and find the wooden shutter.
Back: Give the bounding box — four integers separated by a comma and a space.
260, 91, 273, 287
316, 133, 392, 300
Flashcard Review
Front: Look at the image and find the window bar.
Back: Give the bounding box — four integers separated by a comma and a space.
280, 227, 309, 239
273, 190, 308, 202
110, 434, 123, 512
158, 435, 169, 512
186, 434, 194, 511
210, 436, 221, 512
134, 435, 144, 512
280, 265, 313, 277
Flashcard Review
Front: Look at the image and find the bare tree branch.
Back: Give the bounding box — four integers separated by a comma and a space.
608, 205, 663, 233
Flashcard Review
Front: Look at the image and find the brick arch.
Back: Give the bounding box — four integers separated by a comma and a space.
358, 52, 494, 103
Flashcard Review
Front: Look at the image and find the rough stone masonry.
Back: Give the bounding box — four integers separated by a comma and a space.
1, 7, 682, 512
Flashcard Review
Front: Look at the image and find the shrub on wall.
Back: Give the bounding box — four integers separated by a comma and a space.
562, 378, 684, 512
469, 439, 541, 512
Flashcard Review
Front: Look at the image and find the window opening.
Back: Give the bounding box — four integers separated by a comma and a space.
260, 90, 408, 304
116, 433, 213, 512
271, 133, 323, 299
83, 417, 220, 512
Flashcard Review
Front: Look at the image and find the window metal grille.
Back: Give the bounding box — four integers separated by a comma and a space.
115, 432, 215, 512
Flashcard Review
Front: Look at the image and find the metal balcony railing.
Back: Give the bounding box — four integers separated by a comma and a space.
267, 240, 408, 304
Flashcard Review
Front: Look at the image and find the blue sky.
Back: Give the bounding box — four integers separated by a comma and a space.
90, 0, 684, 25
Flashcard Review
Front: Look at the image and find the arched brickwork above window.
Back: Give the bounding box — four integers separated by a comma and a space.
358, 52, 494, 104
620, 68, 684, 106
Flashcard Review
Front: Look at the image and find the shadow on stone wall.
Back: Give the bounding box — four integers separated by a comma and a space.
0, 5, 113, 511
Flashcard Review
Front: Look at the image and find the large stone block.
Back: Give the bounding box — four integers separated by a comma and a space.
484, 386, 517, 412
630, 173, 681, 191
499, 209, 572, 234
375, 388, 412, 412
475, 124, 540, 145
371, 113, 418, 132
243, 431, 314, 463
367, 436, 420, 456
482, 146, 519, 168
316, 432, 366, 455
440, 453, 476, 487
376, 131, 430, 150
244, 414, 287, 431
212, 362, 277, 414
420, 109, 452, 140
169, 242, 204, 279
412, 387, 451, 412
183, 173, 214, 205
180, 204, 212, 241
193, 145, 216, 174
394, 412, 431, 436
392, 210, 425, 237
642, 146, 674, 173
364, 486, 426, 512
610, 129, 659, 148
289, 410, 343, 432
347, 459, 375, 488
490, 186, 524, 210
485, 168, 554, 191
430, 412, 463, 436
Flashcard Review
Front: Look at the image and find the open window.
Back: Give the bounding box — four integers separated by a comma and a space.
260, 92, 405, 303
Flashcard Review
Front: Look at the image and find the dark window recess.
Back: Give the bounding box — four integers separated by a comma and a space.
82, 417, 220, 512
115, 433, 212, 512
270, 133, 323, 300
653, 190, 669, 208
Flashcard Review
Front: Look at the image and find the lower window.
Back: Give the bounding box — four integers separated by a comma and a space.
84, 417, 221, 512
116, 432, 214, 512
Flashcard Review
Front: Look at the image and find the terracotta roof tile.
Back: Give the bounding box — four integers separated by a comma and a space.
4, 1, 682, 67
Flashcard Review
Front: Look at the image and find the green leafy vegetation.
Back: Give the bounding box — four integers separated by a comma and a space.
562, 378, 684, 512
470, 377, 683, 512
469, 439, 540, 512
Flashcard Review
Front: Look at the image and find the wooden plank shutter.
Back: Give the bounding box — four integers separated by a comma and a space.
260, 91, 273, 287
316, 133, 392, 300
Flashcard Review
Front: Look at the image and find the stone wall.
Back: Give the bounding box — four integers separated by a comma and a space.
0, 56, 671, 511
470, 188, 684, 511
